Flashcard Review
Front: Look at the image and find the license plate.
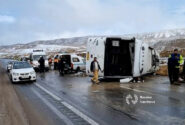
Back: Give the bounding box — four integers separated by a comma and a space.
22, 75, 29, 78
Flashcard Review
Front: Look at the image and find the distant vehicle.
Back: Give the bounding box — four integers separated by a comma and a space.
20, 56, 30, 62
29, 50, 49, 71
57, 53, 86, 73
6, 60, 15, 72
9, 61, 36, 83
77, 52, 86, 58
86, 37, 160, 79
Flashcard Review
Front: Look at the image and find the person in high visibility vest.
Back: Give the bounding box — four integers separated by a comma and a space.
54, 55, 59, 70
48, 57, 52, 69
168, 49, 183, 85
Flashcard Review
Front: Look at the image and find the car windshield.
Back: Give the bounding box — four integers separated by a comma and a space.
13, 62, 32, 69
33, 55, 47, 61
8, 61, 13, 64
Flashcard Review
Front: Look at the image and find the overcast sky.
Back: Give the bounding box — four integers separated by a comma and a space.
1, 0, 185, 45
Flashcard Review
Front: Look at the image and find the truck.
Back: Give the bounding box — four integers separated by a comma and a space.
29, 50, 49, 71
86, 37, 160, 79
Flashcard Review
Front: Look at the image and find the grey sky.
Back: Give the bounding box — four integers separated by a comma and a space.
1, 0, 185, 45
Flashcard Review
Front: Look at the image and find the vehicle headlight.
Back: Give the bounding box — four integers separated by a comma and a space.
30, 71, 35, 75
13, 73, 19, 76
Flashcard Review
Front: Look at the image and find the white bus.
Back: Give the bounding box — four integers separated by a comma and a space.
86, 37, 160, 79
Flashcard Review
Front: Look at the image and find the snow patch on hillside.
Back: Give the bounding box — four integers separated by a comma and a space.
5, 44, 81, 55
1, 28, 185, 57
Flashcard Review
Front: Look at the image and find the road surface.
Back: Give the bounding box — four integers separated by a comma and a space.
0, 59, 185, 125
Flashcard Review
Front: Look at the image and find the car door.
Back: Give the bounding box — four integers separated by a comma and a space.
79, 57, 85, 70
72, 57, 81, 70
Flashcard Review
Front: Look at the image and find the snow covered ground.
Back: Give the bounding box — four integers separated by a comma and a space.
18, 44, 80, 54
3, 44, 83, 55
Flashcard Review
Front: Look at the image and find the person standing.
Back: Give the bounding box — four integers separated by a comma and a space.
58, 56, 65, 76
48, 57, 52, 70
168, 49, 183, 85
38, 56, 45, 73
183, 60, 185, 81
54, 55, 59, 70
90, 57, 102, 84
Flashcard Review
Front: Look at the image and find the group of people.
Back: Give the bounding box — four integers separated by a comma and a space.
168, 49, 184, 85
38, 50, 183, 85
39, 55, 66, 75
38, 55, 102, 83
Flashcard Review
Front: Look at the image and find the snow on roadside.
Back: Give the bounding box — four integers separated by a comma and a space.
4, 44, 81, 55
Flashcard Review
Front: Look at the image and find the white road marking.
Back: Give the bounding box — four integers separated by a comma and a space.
31, 88, 74, 125
120, 85, 154, 95
35, 83, 99, 125
35, 83, 61, 101
62, 101, 99, 125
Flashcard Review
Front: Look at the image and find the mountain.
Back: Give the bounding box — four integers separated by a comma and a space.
0, 37, 88, 56
133, 29, 185, 51
1, 29, 185, 57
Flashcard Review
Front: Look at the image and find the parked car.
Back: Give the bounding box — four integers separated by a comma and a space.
6, 60, 15, 72
57, 53, 86, 73
9, 61, 36, 83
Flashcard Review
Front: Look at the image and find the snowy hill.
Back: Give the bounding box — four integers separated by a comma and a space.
136, 29, 185, 42
129, 29, 185, 51
0, 37, 88, 56
1, 29, 185, 57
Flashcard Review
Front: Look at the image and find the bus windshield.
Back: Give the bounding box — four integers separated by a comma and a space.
33, 55, 47, 61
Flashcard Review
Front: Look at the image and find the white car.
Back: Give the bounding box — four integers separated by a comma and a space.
9, 61, 36, 83
58, 54, 86, 73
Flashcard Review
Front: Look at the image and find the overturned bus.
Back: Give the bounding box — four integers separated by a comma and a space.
86, 37, 160, 79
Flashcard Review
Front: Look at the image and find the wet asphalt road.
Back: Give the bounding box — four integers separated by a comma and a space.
0, 59, 185, 125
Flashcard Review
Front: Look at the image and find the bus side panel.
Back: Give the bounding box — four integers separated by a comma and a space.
133, 40, 142, 77
141, 43, 153, 75
86, 38, 105, 77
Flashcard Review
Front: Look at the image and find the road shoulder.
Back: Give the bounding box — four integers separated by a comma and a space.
0, 66, 29, 125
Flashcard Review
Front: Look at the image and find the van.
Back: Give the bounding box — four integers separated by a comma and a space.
86, 37, 159, 79
29, 50, 49, 71
58, 53, 85, 73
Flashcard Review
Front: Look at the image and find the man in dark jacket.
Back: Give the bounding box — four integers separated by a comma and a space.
58, 56, 65, 76
38, 56, 45, 73
90, 57, 102, 84
168, 49, 183, 85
